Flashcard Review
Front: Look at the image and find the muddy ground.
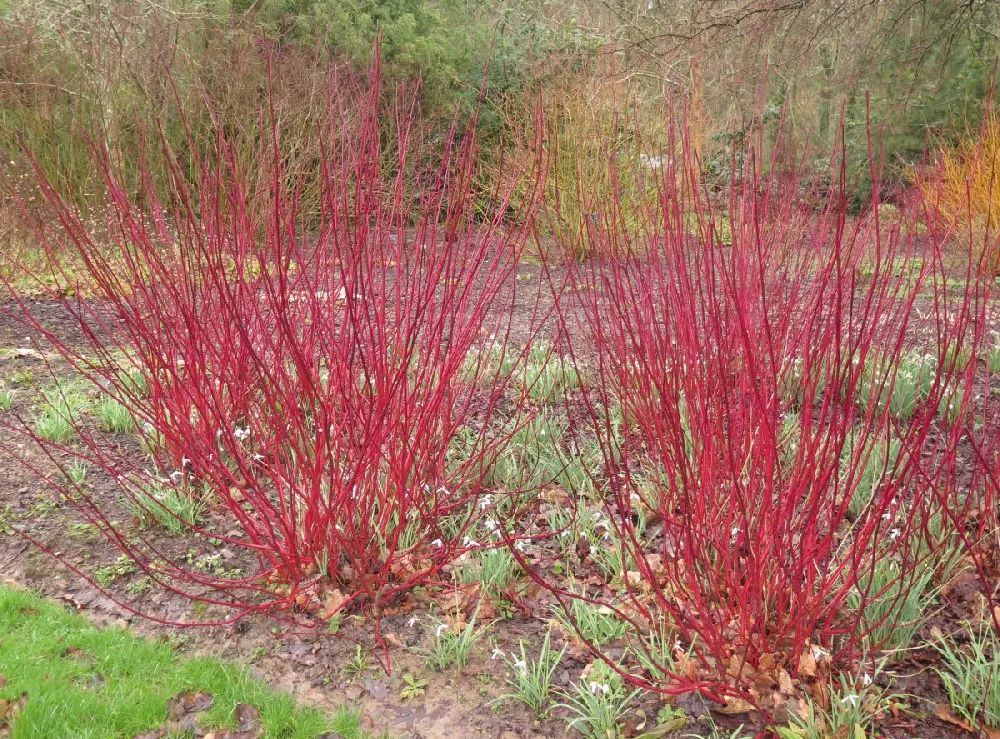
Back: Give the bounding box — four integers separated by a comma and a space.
1, 286, 998, 739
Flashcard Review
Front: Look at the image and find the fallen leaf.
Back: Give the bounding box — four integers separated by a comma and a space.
797, 648, 817, 678
716, 696, 755, 714
166, 691, 214, 720
777, 669, 795, 695
319, 589, 347, 620
0, 693, 28, 730
634, 715, 686, 738
344, 684, 363, 701
381, 632, 404, 649
935, 703, 976, 733
363, 676, 390, 701
234, 704, 260, 733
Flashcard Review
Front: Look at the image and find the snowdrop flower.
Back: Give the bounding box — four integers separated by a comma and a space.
252, 453, 265, 462
861, 673, 873, 686
589, 682, 611, 696
479, 494, 493, 511
514, 539, 527, 552
811, 645, 829, 661
407, 617, 417, 628
889, 528, 901, 540
641, 154, 663, 170
436, 623, 448, 637
234, 426, 250, 441
491, 648, 505, 661
462, 536, 479, 548
436, 486, 449, 495
431, 539, 443, 548
514, 658, 528, 672
840, 694, 860, 707
483, 518, 498, 532
730, 526, 741, 542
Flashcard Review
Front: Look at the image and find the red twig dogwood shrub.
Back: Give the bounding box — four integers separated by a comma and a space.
530, 120, 997, 708
3, 60, 543, 633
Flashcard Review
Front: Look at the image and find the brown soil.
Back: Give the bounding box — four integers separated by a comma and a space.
1, 287, 998, 739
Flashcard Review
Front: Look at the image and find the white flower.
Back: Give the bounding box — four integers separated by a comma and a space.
811, 645, 829, 661
889, 528, 901, 540
479, 494, 493, 511
407, 617, 417, 628
491, 648, 505, 661
730, 526, 741, 541
436, 623, 448, 637
462, 536, 479, 548
483, 518, 498, 531
514, 658, 528, 672
840, 694, 860, 707
431, 539, 443, 548
514, 539, 527, 552
862, 673, 873, 686
589, 682, 611, 696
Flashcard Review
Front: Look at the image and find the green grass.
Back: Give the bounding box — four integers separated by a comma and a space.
857, 352, 934, 420
496, 627, 566, 716
0, 585, 367, 738
520, 341, 582, 403
936, 625, 1000, 730
553, 590, 627, 647
96, 396, 135, 433
418, 611, 490, 671
988, 343, 1000, 373
33, 385, 90, 444
125, 478, 204, 534
0, 388, 14, 411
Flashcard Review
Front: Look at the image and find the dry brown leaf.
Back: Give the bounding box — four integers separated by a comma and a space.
674, 649, 699, 680
792, 697, 811, 721
777, 669, 795, 695
797, 648, 817, 678
716, 696, 755, 714
166, 691, 214, 720
935, 703, 977, 733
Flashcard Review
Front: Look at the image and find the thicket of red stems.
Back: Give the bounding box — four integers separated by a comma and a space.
3, 63, 544, 630
536, 123, 1000, 704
